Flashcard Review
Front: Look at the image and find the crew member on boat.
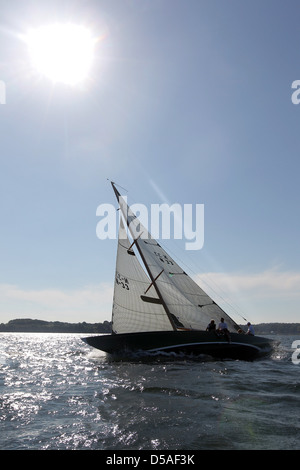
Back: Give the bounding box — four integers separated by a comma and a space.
206, 319, 216, 332
218, 318, 231, 342
246, 322, 255, 336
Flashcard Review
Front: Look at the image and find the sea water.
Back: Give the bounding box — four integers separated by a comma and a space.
0, 332, 299, 451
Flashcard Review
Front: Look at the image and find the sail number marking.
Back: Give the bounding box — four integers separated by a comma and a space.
116, 273, 129, 290
154, 251, 174, 265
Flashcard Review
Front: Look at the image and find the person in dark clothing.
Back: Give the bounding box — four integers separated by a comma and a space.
206, 319, 216, 332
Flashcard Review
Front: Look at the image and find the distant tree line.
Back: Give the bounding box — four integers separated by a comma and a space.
0, 318, 112, 333
250, 323, 300, 335
0, 319, 299, 335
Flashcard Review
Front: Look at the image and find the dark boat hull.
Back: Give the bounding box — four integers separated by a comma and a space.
82, 330, 275, 360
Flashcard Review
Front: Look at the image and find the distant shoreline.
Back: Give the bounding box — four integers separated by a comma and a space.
0, 318, 112, 334
0, 318, 299, 335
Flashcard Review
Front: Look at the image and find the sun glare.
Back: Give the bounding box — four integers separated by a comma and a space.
25, 23, 96, 86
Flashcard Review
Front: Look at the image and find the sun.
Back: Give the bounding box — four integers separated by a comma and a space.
25, 23, 96, 86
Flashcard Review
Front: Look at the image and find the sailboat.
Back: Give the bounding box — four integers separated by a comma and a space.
83, 182, 275, 360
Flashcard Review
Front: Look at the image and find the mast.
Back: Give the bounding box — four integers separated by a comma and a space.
111, 182, 177, 331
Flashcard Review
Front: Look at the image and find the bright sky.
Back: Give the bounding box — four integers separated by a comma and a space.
0, 0, 299, 325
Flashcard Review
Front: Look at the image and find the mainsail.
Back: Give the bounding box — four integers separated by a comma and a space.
112, 183, 240, 334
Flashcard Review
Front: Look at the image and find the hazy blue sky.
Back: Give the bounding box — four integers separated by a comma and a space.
1, 0, 299, 325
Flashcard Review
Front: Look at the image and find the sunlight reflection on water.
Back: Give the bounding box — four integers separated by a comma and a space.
0, 333, 299, 450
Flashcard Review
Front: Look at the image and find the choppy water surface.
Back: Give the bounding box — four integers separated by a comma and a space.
0, 333, 299, 450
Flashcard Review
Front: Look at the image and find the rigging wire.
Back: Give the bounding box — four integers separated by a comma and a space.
107, 179, 128, 193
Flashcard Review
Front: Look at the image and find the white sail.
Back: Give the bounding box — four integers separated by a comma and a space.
112, 218, 173, 333
138, 240, 240, 331
116, 189, 240, 333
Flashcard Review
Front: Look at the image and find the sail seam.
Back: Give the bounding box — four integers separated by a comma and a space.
113, 300, 168, 315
